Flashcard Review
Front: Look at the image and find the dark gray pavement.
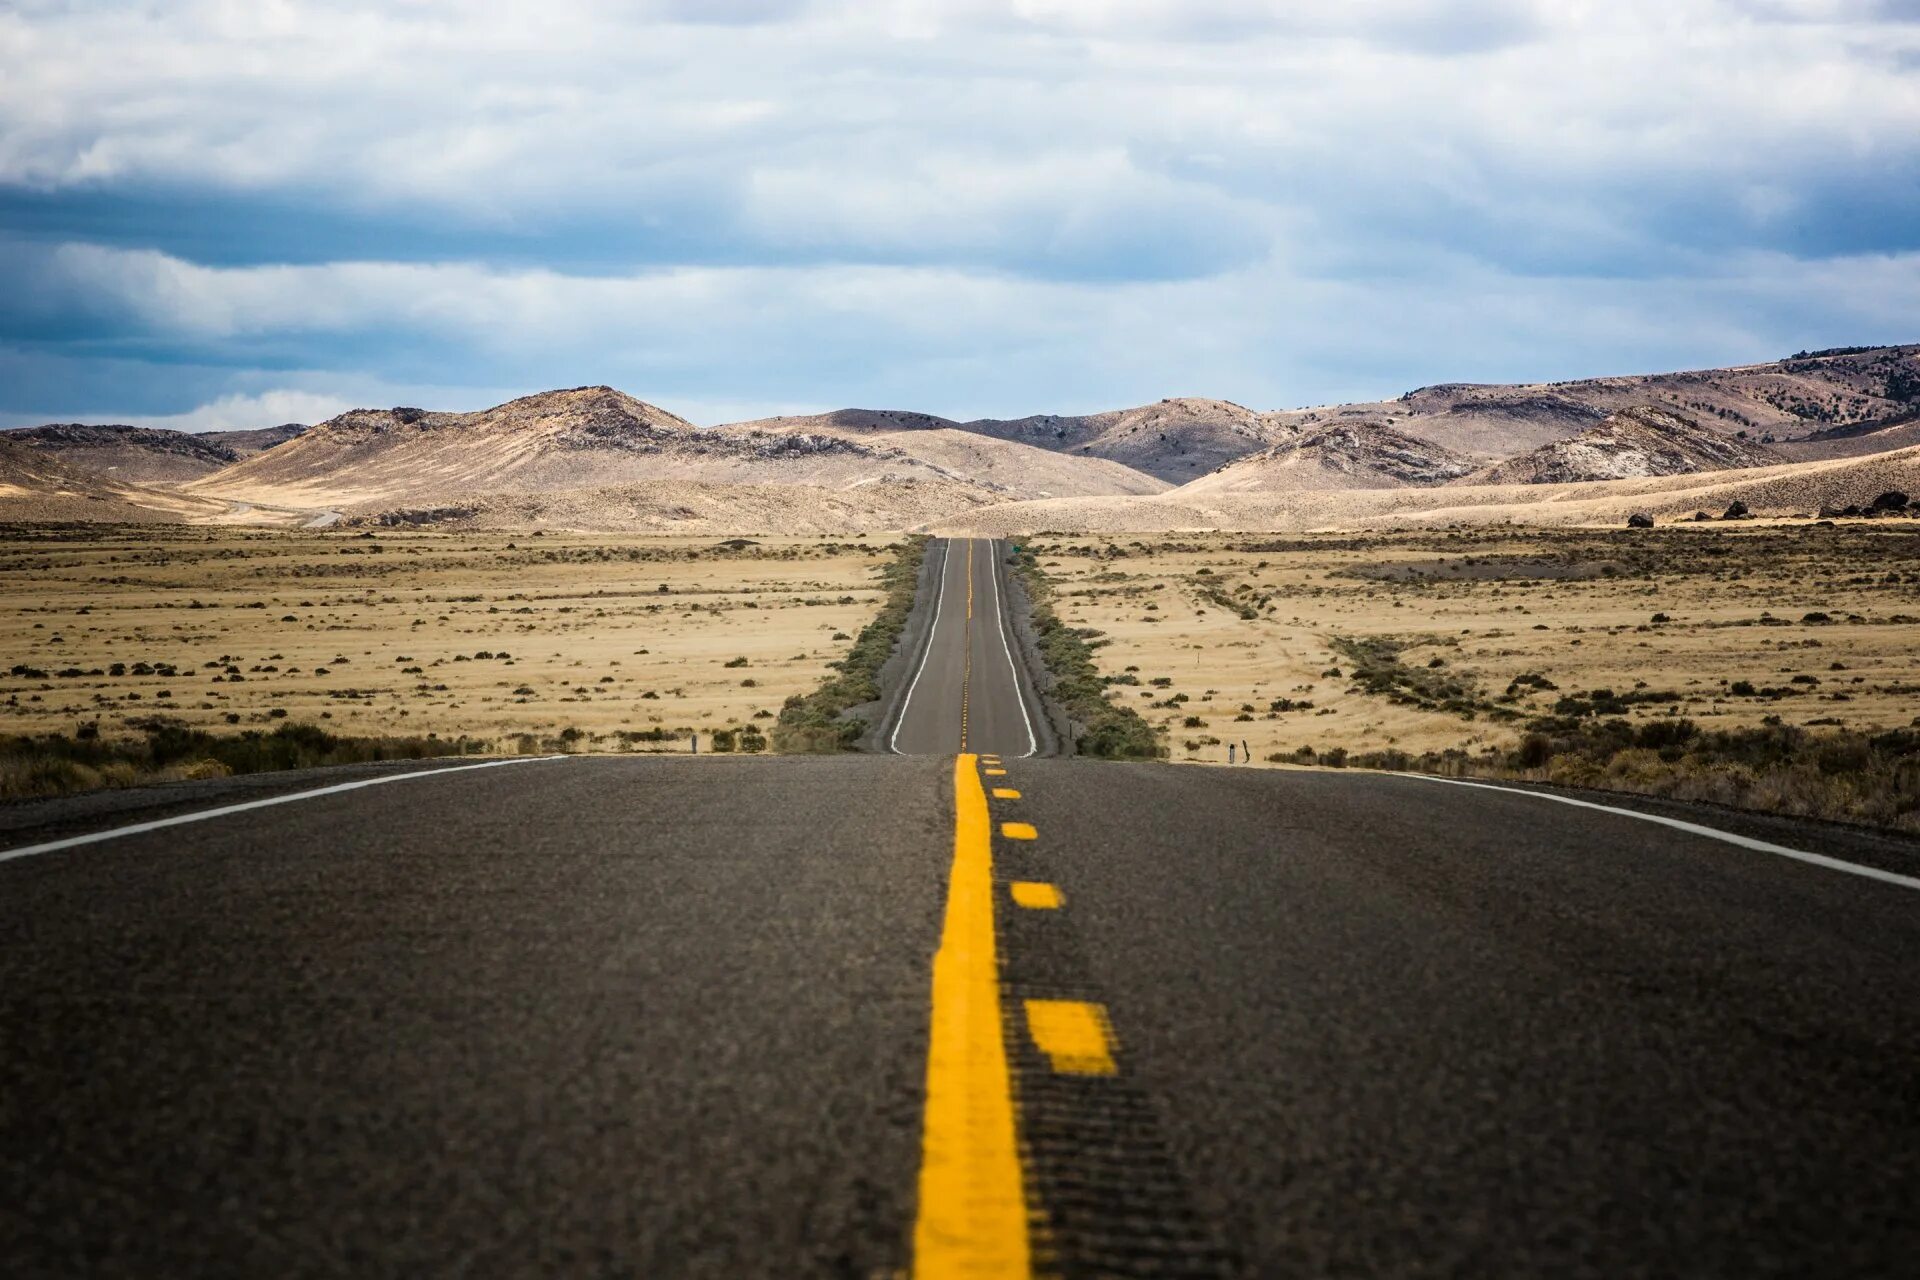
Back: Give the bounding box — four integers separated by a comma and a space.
1, 755, 948, 1278
884, 537, 1045, 759
991, 759, 1920, 1277
5, 536, 1920, 1276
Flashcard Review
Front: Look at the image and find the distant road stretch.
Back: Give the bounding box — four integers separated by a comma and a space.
4, 537, 1919, 1276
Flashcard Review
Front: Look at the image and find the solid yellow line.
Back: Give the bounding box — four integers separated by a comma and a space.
913, 753, 1030, 1278
959, 539, 973, 754
1025, 999, 1118, 1076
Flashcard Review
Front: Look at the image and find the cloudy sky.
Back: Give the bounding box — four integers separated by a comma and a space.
2, 0, 1918, 428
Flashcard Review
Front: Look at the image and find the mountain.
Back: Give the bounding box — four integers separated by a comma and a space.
0, 422, 301, 484
952, 398, 1285, 482
0, 435, 231, 522
2, 424, 235, 477
1271, 344, 1920, 462
194, 387, 1175, 516
714, 411, 1169, 500
201, 424, 307, 456
940, 443, 1920, 537
1176, 421, 1475, 494
1461, 406, 1785, 485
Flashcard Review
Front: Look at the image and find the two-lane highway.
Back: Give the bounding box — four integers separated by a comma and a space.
887, 537, 1045, 759
4, 535, 1920, 1276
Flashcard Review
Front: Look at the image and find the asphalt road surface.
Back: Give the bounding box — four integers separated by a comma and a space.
4, 536, 1919, 1277
885, 536, 1049, 759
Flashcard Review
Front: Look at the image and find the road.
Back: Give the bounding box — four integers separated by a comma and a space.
4, 537, 1919, 1276
885, 536, 1047, 758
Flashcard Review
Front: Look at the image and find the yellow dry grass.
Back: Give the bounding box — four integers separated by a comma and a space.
1030, 525, 1920, 765
0, 527, 896, 751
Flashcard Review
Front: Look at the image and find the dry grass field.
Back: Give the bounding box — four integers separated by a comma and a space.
1028, 524, 1920, 766
0, 527, 897, 754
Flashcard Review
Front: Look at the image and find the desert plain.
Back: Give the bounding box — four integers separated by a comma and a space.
1024, 522, 1920, 764
0, 527, 892, 753
7, 519, 1916, 774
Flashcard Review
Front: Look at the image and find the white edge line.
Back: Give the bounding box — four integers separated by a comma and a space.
889, 538, 950, 755
1399, 772, 1920, 892
986, 539, 1039, 759
0, 755, 571, 865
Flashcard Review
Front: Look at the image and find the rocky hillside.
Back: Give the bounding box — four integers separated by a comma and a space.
191, 387, 916, 509
202, 424, 307, 456
0, 435, 231, 522
1271, 344, 1920, 461
0, 422, 301, 484
188, 386, 1166, 515
956, 397, 1285, 482
1177, 421, 1475, 494
1, 422, 306, 484
725, 398, 1284, 484
1463, 406, 1786, 485
716, 411, 1169, 500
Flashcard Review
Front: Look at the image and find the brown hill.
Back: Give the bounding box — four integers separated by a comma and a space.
1462, 406, 1785, 485
1179, 421, 1474, 494
0, 422, 304, 484
715, 411, 1169, 500
1271, 344, 1920, 461
938, 443, 1920, 536
0, 436, 232, 522
952, 398, 1285, 482
190, 387, 960, 510
201, 424, 307, 457
4, 423, 256, 484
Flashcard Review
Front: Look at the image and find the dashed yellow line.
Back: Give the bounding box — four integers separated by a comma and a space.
992, 788, 1021, 799
1025, 999, 1119, 1076
1010, 881, 1062, 910
912, 754, 1029, 1277
984, 767, 1007, 777
1001, 822, 1038, 841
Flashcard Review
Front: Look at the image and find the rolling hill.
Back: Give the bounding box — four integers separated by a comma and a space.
1461, 406, 1785, 485
4, 343, 1918, 532
0, 422, 305, 484
1179, 422, 1475, 494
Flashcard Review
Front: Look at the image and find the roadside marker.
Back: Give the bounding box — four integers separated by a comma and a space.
1010, 881, 1062, 910
1025, 1000, 1118, 1076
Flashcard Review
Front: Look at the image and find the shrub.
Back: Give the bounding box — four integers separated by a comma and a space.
1011, 549, 1164, 759
773, 537, 927, 753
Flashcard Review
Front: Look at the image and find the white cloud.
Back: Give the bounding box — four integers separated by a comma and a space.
1, 0, 1915, 269
24, 240, 1920, 418
3, 1, 1918, 421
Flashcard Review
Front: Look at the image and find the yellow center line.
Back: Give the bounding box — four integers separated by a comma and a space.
959, 538, 974, 754
913, 753, 1030, 1277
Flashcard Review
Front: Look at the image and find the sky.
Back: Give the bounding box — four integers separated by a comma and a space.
1, 0, 1918, 429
